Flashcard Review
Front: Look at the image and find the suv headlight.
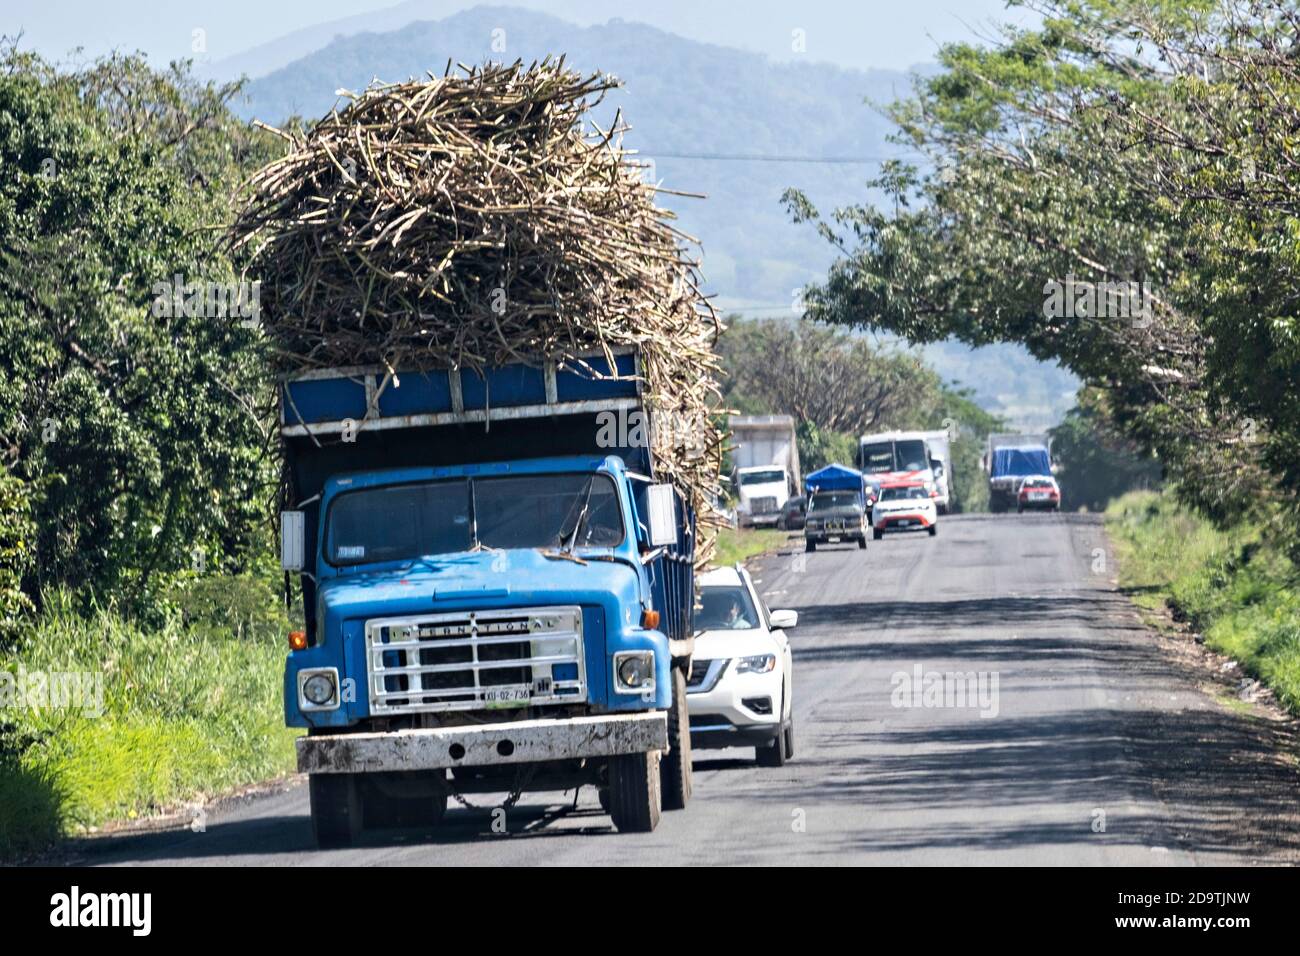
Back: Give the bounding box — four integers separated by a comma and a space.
614, 651, 655, 694
298, 668, 340, 710
736, 654, 776, 674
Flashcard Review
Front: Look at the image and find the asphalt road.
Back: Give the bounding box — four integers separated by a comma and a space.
72, 513, 1300, 866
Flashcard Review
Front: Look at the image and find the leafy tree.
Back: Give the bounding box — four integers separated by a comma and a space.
718, 317, 943, 435
1051, 389, 1163, 511
784, 0, 1298, 541
719, 316, 1001, 510
0, 45, 282, 613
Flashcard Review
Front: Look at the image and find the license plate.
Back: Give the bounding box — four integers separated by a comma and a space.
898, 519, 912, 527
1030, 492, 1048, 500
483, 686, 531, 709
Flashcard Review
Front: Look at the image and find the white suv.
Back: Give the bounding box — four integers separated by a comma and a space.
687, 566, 796, 766
872, 480, 939, 539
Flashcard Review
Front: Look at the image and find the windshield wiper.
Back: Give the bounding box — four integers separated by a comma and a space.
559, 476, 596, 555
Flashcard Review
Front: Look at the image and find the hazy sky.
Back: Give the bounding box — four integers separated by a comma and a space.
8, 1, 1032, 74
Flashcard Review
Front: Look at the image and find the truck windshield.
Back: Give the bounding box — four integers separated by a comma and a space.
809, 491, 859, 511
326, 473, 623, 566
739, 469, 785, 485
861, 440, 929, 473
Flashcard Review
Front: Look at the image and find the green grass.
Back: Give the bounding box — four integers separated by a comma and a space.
710, 527, 790, 568
1106, 490, 1300, 714
0, 588, 299, 859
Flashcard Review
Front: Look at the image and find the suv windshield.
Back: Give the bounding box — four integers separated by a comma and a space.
809, 491, 859, 511
881, 485, 928, 501
695, 585, 760, 631
326, 473, 623, 566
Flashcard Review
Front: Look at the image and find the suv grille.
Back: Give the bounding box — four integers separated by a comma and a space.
365, 606, 585, 715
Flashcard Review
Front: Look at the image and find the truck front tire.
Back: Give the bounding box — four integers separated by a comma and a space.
660, 667, 693, 811
608, 750, 662, 833
309, 772, 363, 849
805, 540, 816, 552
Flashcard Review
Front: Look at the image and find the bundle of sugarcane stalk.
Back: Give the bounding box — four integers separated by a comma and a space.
229, 58, 725, 551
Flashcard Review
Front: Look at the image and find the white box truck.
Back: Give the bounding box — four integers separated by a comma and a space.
730, 415, 801, 527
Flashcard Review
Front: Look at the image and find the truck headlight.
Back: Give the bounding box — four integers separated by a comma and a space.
614, 651, 655, 693
736, 654, 776, 674
299, 668, 339, 710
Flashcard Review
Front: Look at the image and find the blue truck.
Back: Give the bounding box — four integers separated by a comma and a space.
277, 348, 697, 845
985, 433, 1054, 512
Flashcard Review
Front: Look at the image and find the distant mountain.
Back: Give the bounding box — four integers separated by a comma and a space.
228, 5, 1079, 426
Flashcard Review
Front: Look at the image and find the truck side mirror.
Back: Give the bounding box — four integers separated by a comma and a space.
933, 464, 944, 478
644, 484, 678, 547
281, 511, 306, 571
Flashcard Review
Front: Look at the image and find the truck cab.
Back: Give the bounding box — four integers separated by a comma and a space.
278, 351, 697, 844
735, 465, 790, 527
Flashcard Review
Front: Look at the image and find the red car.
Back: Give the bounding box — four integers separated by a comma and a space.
1017, 475, 1061, 513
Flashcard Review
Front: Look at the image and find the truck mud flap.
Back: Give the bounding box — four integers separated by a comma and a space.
298, 712, 668, 775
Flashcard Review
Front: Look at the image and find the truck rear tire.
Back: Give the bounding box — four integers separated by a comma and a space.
805, 540, 815, 552
660, 667, 693, 811
857, 536, 867, 549
873, 528, 883, 541
309, 773, 363, 849
928, 525, 937, 537
608, 751, 662, 833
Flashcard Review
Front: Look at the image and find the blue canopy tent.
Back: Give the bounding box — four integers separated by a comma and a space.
804, 463, 866, 495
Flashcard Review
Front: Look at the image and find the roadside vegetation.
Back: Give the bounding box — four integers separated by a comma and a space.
1107, 491, 1300, 716
0, 47, 292, 860
710, 528, 789, 569
0, 577, 297, 860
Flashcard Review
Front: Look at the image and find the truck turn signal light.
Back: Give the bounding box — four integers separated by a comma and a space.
640, 609, 661, 630
288, 630, 308, 650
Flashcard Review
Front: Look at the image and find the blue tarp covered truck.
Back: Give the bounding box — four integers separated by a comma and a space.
278, 349, 697, 844
985, 433, 1053, 512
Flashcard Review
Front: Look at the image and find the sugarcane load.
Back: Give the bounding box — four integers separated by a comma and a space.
228, 59, 722, 844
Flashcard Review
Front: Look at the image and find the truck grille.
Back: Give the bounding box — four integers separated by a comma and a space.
751, 496, 779, 515
365, 606, 586, 715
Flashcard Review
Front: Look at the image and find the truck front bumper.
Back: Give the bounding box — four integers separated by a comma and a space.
297, 712, 668, 775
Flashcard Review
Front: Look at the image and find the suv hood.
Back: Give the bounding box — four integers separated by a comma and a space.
692, 626, 778, 660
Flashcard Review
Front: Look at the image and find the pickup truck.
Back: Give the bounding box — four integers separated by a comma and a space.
277, 349, 697, 845
802, 463, 869, 551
